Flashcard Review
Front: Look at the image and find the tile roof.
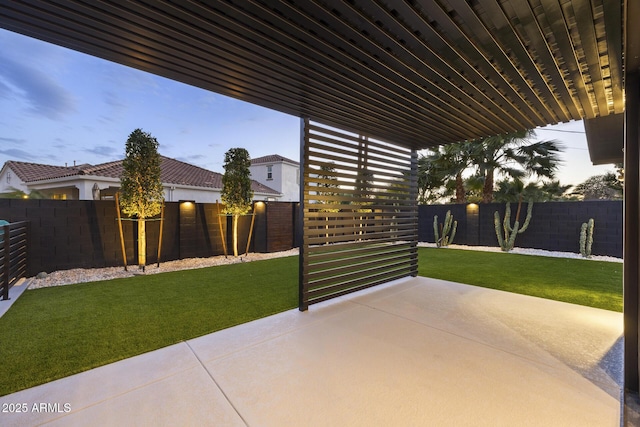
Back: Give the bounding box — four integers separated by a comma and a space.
251, 154, 299, 165
4, 160, 83, 182
4, 156, 279, 194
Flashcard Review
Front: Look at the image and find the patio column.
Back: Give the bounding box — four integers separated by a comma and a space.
625, 71, 640, 393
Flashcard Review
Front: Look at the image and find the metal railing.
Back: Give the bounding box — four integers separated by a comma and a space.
1, 221, 30, 301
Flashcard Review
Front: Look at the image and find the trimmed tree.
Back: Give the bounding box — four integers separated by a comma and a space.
221, 148, 254, 257
119, 129, 164, 269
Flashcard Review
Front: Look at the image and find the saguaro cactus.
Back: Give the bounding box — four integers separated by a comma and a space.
580, 218, 595, 258
433, 210, 457, 248
494, 200, 533, 252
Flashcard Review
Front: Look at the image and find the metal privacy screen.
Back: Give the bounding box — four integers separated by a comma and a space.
299, 120, 418, 310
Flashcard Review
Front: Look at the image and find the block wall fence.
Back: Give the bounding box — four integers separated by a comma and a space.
418, 200, 622, 258
0, 199, 298, 275
0, 199, 622, 275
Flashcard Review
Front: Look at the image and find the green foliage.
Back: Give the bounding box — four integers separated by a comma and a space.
417, 130, 563, 203
0, 256, 298, 396
418, 248, 622, 312
221, 148, 253, 215
0, 187, 47, 199
580, 218, 595, 258
494, 178, 573, 203
570, 172, 623, 200
119, 129, 164, 219
494, 200, 533, 252
433, 210, 457, 247
418, 141, 475, 203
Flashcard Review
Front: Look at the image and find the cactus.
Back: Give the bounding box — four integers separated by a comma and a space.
494, 200, 533, 252
433, 210, 457, 248
580, 218, 595, 258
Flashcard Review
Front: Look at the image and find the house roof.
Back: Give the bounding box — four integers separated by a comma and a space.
251, 155, 299, 166
4, 156, 279, 195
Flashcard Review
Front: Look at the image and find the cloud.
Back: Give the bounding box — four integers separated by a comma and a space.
103, 91, 126, 109
177, 154, 207, 163
0, 148, 37, 161
0, 54, 75, 120
0, 137, 26, 144
84, 145, 118, 157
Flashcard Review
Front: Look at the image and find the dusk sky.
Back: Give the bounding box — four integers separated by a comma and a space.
0, 28, 613, 185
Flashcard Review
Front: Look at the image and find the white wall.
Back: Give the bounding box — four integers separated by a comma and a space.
250, 161, 299, 201
0, 167, 29, 194
279, 162, 300, 201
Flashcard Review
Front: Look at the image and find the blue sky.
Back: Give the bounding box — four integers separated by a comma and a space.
0, 28, 612, 185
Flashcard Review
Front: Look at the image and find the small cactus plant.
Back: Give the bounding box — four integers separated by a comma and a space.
494, 200, 533, 252
580, 218, 595, 258
434, 210, 457, 248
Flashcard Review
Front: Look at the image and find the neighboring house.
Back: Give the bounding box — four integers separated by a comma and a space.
0, 156, 280, 203
250, 154, 300, 202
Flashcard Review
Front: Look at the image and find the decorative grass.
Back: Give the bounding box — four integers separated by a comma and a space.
418, 247, 622, 312
0, 256, 298, 396
0, 248, 623, 396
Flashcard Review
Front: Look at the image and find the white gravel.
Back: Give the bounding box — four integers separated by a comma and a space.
28, 243, 621, 290
27, 249, 299, 290
417, 242, 623, 263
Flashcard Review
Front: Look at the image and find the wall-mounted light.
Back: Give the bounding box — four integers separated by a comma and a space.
179, 200, 195, 210
466, 203, 479, 214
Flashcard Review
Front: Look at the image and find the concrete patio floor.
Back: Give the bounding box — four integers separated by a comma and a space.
0, 277, 623, 426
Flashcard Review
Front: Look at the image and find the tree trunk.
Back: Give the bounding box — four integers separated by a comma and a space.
482, 169, 494, 203
138, 218, 146, 268
233, 214, 239, 257
455, 173, 465, 203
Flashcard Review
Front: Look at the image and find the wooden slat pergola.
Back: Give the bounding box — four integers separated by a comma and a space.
1, 0, 639, 410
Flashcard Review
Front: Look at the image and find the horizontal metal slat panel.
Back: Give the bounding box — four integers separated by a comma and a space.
305, 231, 417, 246
307, 241, 415, 258
307, 266, 417, 302
301, 121, 418, 309
306, 252, 415, 282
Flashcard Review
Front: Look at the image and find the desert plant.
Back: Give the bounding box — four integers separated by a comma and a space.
221, 148, 254, 257
494, 200, 533, 252
119, 129, 164, 269
433, 210, 457, 247
580, 218, 595, 258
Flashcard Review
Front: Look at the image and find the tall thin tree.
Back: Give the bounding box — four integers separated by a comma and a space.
119, 129, 164, 269
221, 148, 254, 257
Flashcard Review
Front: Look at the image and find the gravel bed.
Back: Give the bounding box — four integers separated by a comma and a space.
417, 242, 623, 263
28, 243, 621, 290
27, 249, 299, 290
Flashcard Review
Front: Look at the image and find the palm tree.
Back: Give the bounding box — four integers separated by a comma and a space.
419, 140, 475, 203
540, 180, 572, 201
473, 130, 562, 203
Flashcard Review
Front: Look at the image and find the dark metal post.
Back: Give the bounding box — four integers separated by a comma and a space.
625, 71, 640, 393
624, 73, 640, 392
299, 117, 308, 311
410, 149, 419, 277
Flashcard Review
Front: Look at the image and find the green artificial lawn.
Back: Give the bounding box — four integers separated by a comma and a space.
418, 247, 622, 312
0, 248, 623, 396
0, 256, 298, 396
